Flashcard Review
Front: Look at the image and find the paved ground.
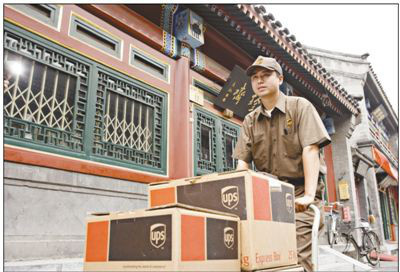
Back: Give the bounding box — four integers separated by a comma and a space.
4, 257, 398, 271
372, 261, 398, 271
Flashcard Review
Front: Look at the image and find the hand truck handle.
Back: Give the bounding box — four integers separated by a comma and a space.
309, 204, 320, 272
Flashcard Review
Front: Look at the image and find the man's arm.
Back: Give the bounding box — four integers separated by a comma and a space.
295, 144, 320, 212
236, 159, 250, 170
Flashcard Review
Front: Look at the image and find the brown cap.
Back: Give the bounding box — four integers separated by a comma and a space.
246, 56, 283, 76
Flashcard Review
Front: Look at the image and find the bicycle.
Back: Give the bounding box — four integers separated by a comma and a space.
341, 219, 381, 266
325, 202, 345, 247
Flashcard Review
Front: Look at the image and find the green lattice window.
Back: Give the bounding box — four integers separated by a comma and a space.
4, 22, 167, 175
4, 28, 88, 152
92, 68, 166, 172
194, 107, 240, 175
221, 122, 239, 171
194, 109, 218, 174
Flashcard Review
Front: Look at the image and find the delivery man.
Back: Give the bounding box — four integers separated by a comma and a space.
233, 56, 331, 272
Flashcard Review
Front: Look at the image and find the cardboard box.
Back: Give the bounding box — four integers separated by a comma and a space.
149, 170, 298, 271
84, 207, 240, 271
257, 264, 304, 271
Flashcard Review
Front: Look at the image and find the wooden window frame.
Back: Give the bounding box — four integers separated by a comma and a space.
129, 45, 170, 83
69, 13, 122, 59
8, 4, 62, 30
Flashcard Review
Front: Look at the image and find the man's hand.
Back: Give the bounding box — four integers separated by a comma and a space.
295, 195, 314, 212
236, 160, 250, 170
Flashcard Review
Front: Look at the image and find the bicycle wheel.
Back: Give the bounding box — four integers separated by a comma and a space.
326, 216, 334, 247
364, 231, 381, 266
342, 237, 360, 261
335, 231, 346, 245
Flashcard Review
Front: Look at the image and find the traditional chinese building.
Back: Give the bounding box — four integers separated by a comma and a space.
307, 46, 399, 255
4, 4, 363, 267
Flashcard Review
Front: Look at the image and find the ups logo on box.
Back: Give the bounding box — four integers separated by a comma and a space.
285, 193, 293, 214
150, 223, 166, 249
221, 186, 239, 209
224, 227, 235, 249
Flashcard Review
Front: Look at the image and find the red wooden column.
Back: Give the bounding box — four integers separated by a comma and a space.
324, 144, 337, 202
169, 56, 192, 179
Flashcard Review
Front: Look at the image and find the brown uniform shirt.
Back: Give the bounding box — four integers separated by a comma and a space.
233, 93, 331, 179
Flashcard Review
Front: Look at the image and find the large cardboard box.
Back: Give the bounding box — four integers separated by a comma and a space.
84, 207, 240, 271
149, 170, 298, 271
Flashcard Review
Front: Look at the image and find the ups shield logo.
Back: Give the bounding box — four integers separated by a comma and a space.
221, 186, 239, 209
255, 56, 264, 65
150, 223, 166, 249
223, 227, 235, 249
285, 193, 293, 214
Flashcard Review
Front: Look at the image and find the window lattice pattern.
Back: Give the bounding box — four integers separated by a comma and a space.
195, 110, 217, 173
93, 71, 164, 169
3, 30, 89, 151
221, 123, 239, 171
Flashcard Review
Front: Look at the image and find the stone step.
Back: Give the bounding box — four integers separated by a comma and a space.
318, 245, 372, 271
4, 246, 375, 272
257, 264, 304, 271
370, 261, 399, 272
319, 262, 368, 271
4, 258, 83, 272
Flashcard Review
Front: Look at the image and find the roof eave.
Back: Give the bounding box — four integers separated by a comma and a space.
195, 4, 361, 116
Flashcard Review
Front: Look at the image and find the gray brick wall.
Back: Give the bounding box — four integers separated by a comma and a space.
330, 115, 363, 242
4, 162, 148, 261
359, 146, 386, 246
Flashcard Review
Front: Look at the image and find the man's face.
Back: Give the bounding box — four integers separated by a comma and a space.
250, 68, 283, 98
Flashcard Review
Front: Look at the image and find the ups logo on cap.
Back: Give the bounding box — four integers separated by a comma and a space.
255, 56, 264, 65
150, 223, 166, 249
223, 227, 235, 249
285, 193, 293, 214
221, 186, 239, 209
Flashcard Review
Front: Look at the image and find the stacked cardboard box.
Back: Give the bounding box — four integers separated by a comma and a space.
149, 170, 298, 271
84, 207, 240, 271
84, 169, 298, 271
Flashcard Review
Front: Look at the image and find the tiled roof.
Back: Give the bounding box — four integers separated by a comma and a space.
191, 4, 361, 116
368, 65, 398, 121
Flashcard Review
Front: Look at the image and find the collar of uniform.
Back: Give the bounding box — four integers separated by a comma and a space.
255, 92, 287, 120
275, 92, 287, 114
